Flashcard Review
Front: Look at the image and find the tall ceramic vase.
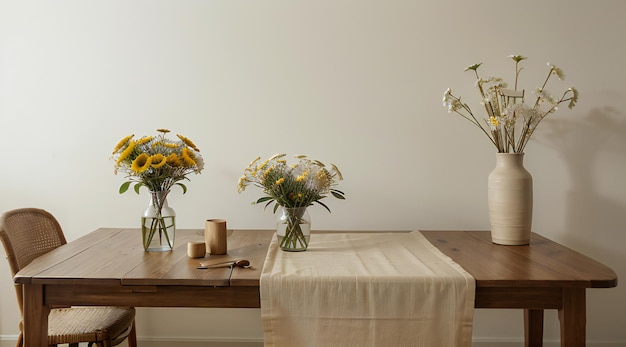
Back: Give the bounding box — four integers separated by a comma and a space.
142, 190, 176, 251
488, 153, 533, 245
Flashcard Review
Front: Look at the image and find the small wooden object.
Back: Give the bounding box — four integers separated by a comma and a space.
205, 219, 228, 255
187, 241, 206, 258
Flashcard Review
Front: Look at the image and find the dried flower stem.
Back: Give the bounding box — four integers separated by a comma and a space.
442, 55, 578, 153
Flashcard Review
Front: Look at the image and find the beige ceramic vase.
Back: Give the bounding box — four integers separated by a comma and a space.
488, 153, 533, 245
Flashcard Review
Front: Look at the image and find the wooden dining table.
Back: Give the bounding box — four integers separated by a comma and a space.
14, 228, 617, 347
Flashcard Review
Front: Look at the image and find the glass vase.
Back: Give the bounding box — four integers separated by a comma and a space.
142, 190, 176, 251
276, 206, 311, 252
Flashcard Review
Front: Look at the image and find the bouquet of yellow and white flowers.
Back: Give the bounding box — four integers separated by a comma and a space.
112, 129, 204, 251
442, 55, 579, 153
112, 128, 204, 194
238, 153, 345, 211
238, 154, 345, 251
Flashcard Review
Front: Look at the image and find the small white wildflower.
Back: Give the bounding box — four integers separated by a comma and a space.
568, 87, 579, 109
547, 62, 565, 80
535, 87, 558, 105
534, 87, 544, 97
442, 88, 452, 106
545, 91, 558, 104
449, 100, 462, 113
442, 89, 462, 113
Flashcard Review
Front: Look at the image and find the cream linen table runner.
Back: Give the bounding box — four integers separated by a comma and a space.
260, 231, 475, 347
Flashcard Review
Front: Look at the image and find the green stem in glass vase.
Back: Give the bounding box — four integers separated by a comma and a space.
279, 207, 309, 250
143, 213, 173, 249
142, 190, 174, 250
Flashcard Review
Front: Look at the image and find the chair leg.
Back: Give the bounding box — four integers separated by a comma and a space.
127, 321, 138, 347
15, 332, 23, 347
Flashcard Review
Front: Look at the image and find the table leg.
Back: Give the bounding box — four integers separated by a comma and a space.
23, 284, 49, 347
558, 288, 586, 346
524, 309, 544, 347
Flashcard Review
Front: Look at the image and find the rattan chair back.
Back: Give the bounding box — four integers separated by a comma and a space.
0, 208, 66, 313
0, 208, 137, 347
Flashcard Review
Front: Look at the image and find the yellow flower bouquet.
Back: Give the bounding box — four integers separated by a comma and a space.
238, 154, 345, 251
112, 129, 203, 251
112, 128, 204, 194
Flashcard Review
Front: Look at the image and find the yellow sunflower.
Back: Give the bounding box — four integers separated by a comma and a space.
112, 134, 134, 154
155, 141, 179, 149
116, 140, 136, 164
136, 136, 154, 146
151, 153, 167, 169
167, 153, 181, 167
177, 134, 200, 152
131, 153, 152, 173
181, 147, 197, 167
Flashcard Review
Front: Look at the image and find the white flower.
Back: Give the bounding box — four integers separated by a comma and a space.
442, 55, 577, 153
568, 87, 579, 109
195, 155, 205, 173
534, 87, 558, 105
534, 86, 543, 95
442, 88, 452, 105
547, 62, 565, 80
442, 89, 463, 113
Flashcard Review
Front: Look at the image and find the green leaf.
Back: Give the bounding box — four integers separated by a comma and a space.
119, 181, 131, 194
133, 183, 144, 194
331, 190, 346, 199
256, 196, 274, 204
176, 183, 188, 194
272, 203, 280, 213
316, 200, 332, 213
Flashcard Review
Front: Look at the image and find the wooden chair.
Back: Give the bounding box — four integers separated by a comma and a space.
0, 208, 138, 347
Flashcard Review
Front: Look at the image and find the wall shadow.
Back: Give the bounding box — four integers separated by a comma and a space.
534, 105, 626, 338
536, 106, 626, 253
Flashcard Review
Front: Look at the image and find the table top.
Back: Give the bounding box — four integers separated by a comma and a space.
421, 230, 617, 288
15, 228, 272, 287
15, 228, 617, 347
15, 229, 617, 290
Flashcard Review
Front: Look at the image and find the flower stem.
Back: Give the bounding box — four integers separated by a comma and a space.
278, 208, 309, 251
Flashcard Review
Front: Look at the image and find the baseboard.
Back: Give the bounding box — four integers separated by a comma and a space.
471, 339, 625, 347
1, 336, 624, 347
125, 337, 264, 347
0, 336, 264, 347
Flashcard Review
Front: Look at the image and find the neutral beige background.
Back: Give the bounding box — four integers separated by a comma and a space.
1, 0, 625, 345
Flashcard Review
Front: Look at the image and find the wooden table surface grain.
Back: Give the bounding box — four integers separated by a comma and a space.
15, 229, 617, 347
420, 230, 617, 288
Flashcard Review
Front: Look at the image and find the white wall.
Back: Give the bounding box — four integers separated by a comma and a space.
1, 0, 625, 345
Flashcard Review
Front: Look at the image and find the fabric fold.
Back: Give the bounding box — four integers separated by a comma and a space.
261, 231, 475, 346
